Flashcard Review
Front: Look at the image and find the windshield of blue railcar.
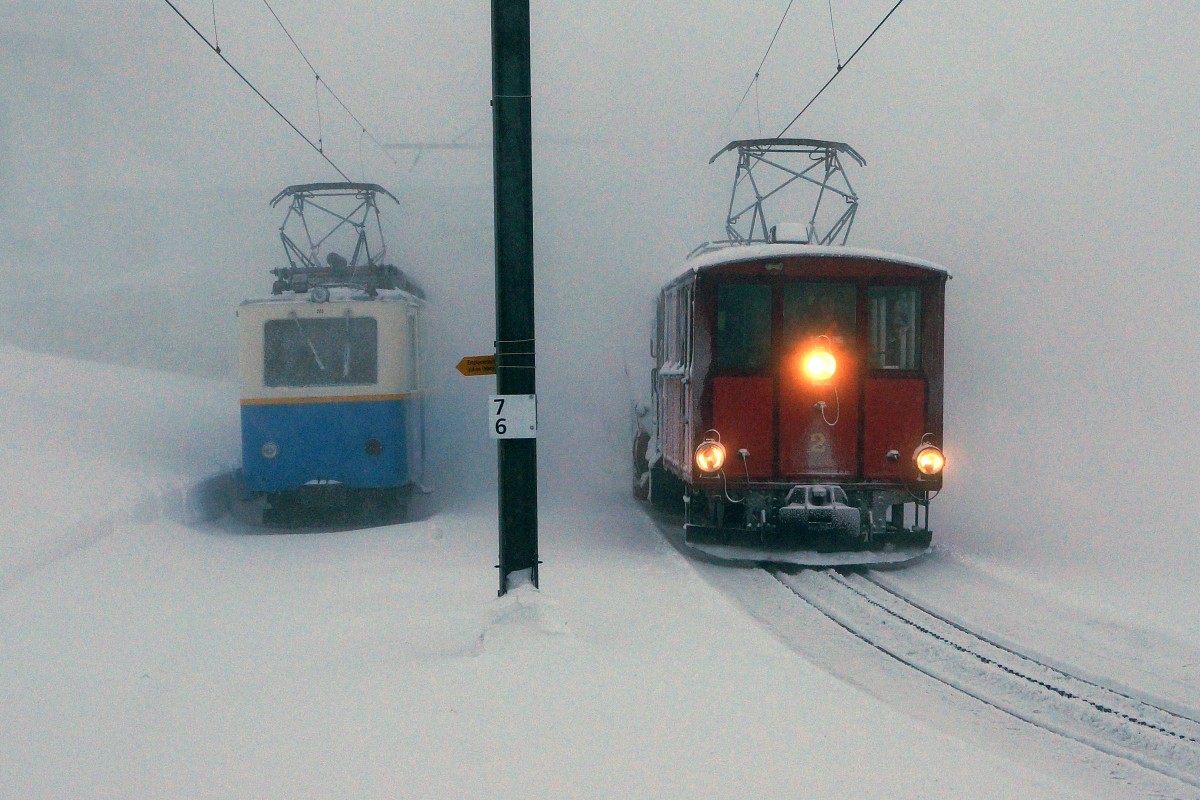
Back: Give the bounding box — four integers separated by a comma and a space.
263, 315, 379, 387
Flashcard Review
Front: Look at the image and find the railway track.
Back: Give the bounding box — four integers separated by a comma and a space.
773, 568, 1200, 790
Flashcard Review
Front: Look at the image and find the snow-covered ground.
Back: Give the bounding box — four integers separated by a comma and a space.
5, 1, 1198, 796
3, 346, 1199, 799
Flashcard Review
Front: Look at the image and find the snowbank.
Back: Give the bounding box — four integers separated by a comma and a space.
0, 345, 239, 590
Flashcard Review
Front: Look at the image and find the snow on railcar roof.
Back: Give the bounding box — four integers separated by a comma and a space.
239, 287, 423, 307
682, 242, 950, 278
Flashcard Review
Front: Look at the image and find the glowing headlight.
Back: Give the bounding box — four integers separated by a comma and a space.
914, 443, 945, 476
261, 441, 279, 460
694, 439, 727, 473
802, 348, 837, 383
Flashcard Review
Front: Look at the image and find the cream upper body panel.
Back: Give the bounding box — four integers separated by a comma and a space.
237, 290, 422, 402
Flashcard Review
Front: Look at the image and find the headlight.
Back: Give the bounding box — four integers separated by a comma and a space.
261, 441, 279, 459
802, 347, 837, 383
914, 443, 945, 476
694, 438, 727, 473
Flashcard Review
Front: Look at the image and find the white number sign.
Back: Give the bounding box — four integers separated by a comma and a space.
489, 394, 537, 439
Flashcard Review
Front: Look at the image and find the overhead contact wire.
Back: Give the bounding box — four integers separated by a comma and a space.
159, 0, 352, 181
778, 0, 908, 137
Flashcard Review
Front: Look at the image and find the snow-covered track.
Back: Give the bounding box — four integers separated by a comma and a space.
862, 573, 1200, 728
773, 568, 1200, 789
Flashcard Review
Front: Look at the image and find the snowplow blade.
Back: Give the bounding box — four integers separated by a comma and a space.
681, 524, 931, 568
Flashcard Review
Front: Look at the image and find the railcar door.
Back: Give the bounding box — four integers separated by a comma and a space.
777, 283, 860, 478
710, 282, 776, 478
656, 282, 694, 476
862, 285, 927, 480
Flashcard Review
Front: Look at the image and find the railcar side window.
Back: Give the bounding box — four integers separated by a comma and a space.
783, 283, 856, 347
681, 285, 692, 366
665, 289, 678, 365
407, 313, 419, 391
868, 287, 921, 369
716, 284, 771, 371
264, 315, 379, 387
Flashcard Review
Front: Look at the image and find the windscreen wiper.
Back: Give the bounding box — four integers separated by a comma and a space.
290, 311, 326, 372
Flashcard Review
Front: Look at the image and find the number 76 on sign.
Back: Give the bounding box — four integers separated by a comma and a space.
489, 395, 537, 439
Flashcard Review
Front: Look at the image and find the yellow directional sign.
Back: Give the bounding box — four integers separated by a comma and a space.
456, 355, 497, 376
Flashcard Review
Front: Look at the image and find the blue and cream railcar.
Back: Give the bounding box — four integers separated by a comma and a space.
237, 288, 424, 520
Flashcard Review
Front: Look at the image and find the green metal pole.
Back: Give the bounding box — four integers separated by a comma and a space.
491, 0, 538, 595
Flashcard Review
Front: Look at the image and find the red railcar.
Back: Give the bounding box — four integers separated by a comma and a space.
641, 241, 948, 565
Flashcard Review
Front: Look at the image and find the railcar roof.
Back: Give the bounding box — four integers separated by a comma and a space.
677, 242, 950, 282
239, 286, 423, 307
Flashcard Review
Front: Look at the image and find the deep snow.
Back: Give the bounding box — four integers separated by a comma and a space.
2, 346, 1198, 799
3, 2, 1199, 795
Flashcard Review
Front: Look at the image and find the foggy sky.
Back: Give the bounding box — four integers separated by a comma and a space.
2, 1, 1197, 574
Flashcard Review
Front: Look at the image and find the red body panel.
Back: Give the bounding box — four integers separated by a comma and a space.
653, 248, 946, 492
712, 377, 775, 478
862, 377, 927, 479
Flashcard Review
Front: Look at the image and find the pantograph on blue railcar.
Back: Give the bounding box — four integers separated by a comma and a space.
237, 182, 427, 525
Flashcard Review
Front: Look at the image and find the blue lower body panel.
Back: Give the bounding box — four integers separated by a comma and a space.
241, 398, 411, 493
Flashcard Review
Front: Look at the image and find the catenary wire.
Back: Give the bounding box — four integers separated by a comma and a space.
159, 0, 353, 181
314, 75, 324, 152
729, 0, 797, 124
210, 0, 220, 52
827, 0, 842, 67
261, 0, 400, 166
754, 78, 763, 136
262, 0, 320, 75
778, 0, 908, 137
